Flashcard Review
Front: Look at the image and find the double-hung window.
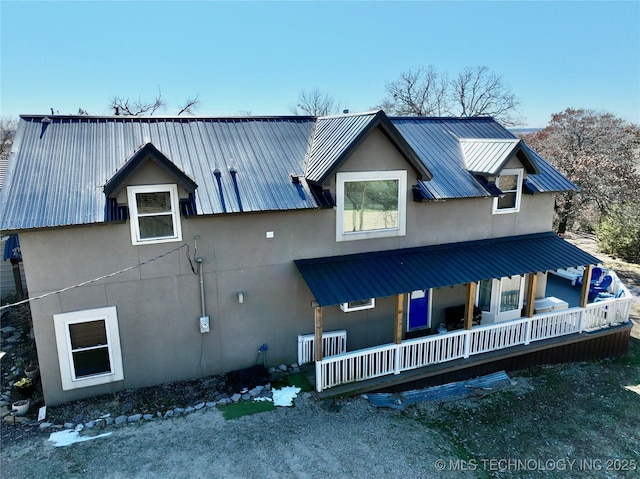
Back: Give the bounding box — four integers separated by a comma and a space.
493, 168, 523, 214
336, 170, 407, 242
127, 184, 182, 245
54, 306, 124, 390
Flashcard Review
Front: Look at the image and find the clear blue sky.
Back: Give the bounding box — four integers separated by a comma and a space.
1, 0, 638, 127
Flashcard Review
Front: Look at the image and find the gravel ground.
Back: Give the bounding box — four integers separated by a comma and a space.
1, 393, 463, 479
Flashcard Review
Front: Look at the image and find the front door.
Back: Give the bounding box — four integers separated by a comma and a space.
408, 290, 430, 330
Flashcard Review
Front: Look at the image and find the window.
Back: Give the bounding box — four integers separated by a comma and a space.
54, 306, 124, 390
336, 170, 407, 242
127, 184, 182, 245
340, 298, 375, 312
476, 276, 525, 323
493, 168, 523, 214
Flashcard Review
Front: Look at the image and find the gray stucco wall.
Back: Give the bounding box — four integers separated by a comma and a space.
20, 126, 557, 405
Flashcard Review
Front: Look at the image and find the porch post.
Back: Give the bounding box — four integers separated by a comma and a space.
579, 265, 593, 308
524, 273, 538, 318
464, 282, 477, 330
395, 294, 404, 344
314, 306, 323, 362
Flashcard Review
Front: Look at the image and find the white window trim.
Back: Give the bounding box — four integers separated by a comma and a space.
127, 184, 182, 245
53, 306, 124, 391
336, 170, 407, 242
492, 168, 524, 214
476, 276, 525, 323
340, 298, 375, 312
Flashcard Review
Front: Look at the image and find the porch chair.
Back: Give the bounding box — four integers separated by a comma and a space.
588, 274, 613, 301
575, 267, 603, 287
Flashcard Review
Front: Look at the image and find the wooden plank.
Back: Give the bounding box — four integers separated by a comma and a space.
580, 265, 593, 308
464, 283, 476, 330
524, 273, 538, 318
314, 306, 323, 362
395, 294, 404, 344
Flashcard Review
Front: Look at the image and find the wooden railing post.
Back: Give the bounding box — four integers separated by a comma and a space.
524, 273, 538, 318
464, 283, 477, 330
314, 306, 323, 392
579, 265, 593, 308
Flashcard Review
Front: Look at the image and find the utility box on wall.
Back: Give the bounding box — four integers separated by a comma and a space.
199, 316, 210, 333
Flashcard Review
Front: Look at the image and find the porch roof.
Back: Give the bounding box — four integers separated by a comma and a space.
294, 232, 600, 307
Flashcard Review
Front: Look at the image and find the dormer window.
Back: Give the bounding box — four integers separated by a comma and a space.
127, 184, 182, 245
493, 168, 523, 214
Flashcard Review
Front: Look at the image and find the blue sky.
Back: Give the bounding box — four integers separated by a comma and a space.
1, 1, 638, 127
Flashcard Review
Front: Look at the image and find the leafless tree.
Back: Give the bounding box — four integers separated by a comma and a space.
290, 88, 343, 116
378, 66, 450, 116
451, 66, 522, 126
378, 65, 522, 125
0, 118, 17, 163
109, 88, 199, 116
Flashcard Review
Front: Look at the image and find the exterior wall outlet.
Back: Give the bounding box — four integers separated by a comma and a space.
199, 316, 210, 333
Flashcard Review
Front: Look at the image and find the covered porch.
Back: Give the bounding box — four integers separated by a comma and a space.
295, 232, 635, 393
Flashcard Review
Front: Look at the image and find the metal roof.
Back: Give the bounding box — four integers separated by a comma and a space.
390, 117, 577, 200
459, 138, 539, 176
305, 111, 431, 183
294, 232, 600, 307
0, 115, 317, 230
0, 112, 577, 231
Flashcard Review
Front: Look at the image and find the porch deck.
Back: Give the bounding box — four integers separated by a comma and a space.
312, 320, 632, 398
308, 281, 634, 396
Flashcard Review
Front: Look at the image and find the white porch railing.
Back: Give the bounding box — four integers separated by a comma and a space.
315, 295, 634, 392
298, 330, 347, 365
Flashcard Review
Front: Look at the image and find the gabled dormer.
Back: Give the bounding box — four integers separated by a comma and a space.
304, 111, 432, 242
103, 143, 197, 245
460, 138, 540, 214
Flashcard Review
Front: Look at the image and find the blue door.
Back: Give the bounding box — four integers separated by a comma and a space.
408, 290, 430, 330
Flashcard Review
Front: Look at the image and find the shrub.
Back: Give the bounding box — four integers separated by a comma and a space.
597, 203, 640, 263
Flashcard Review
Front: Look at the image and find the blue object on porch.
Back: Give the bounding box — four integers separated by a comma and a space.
589, 275, 613, 300
575, 266, 603, 287
2, 234, 21, 261
366, 371, 511, 409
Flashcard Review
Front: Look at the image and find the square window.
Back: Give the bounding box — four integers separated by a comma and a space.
127, 185, 182, 245
336, 171, 407, 242
54, 307, 124, 391
493, 169, 523, 214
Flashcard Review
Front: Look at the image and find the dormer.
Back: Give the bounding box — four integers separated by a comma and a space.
460, 138, 540, 214
103, 143, 197, 245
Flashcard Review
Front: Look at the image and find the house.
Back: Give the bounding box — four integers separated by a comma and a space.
0, 111, 633, 405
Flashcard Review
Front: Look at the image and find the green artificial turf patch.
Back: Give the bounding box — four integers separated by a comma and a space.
218, 399, 276, 420
284, 372, 314, 392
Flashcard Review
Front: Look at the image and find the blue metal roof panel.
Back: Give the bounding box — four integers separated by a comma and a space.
305, 112, 379, 182
0, 116, 318, 230
391, 117, 577, 199
295, 232, 600, 306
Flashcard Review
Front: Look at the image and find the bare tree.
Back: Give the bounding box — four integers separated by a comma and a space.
110, 87, 199, 116
290, 88, 343, 116
451, 66, 522, 126
0, 118, 17, 162
378, 65, 522, 125
1, 118, 17, 190
378, 66, 450, 116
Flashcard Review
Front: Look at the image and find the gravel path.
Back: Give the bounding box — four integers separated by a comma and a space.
1, 394, 460, 479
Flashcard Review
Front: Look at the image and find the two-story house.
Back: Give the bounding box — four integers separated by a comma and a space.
0, 111, 633, 405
